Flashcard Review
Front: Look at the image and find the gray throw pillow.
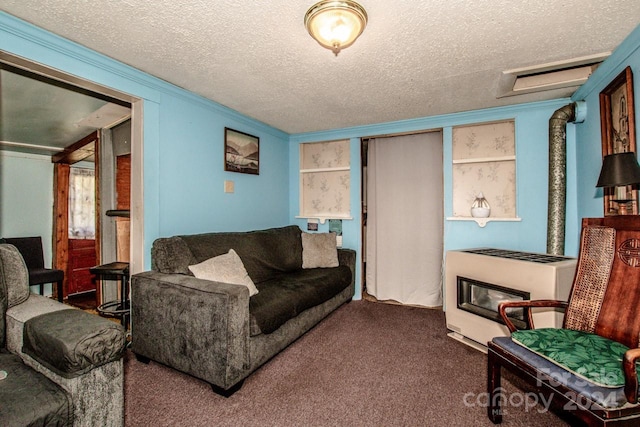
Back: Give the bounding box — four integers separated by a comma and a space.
0, 244, 30, 308
188, 249, 259, 296
301, 232, 339, 269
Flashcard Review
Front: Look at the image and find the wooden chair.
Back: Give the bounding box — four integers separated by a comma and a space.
487, 216, 640, 426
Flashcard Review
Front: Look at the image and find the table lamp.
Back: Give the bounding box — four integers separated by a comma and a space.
596, 152, 640, 214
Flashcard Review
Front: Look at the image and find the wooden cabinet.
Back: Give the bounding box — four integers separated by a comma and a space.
67, 239, 96, 295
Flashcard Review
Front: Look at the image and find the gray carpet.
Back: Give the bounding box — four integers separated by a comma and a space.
124, 300, 572, 426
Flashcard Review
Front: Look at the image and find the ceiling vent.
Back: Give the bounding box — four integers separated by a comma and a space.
497, 52, 610, 98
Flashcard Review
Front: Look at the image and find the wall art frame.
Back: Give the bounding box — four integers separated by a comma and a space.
224, 127, 259, 175
599, 66, 637, 215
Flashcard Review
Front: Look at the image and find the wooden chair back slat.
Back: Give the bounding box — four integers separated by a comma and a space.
582, 217, 640, 349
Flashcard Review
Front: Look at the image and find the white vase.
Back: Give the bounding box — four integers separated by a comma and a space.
471, 192, 491, 218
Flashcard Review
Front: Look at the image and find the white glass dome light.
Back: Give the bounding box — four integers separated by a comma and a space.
304, 1, 368, 56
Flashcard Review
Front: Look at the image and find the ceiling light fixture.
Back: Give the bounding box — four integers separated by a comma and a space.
304, 0, 368, 56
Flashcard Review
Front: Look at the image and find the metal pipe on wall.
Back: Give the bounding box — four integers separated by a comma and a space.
546, 101, 585, 255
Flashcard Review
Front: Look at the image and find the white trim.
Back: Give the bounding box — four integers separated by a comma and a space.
452, 156, 515, 164
300, 166, 350, 173
130, 100, 144, 274
446, 217, 522, 228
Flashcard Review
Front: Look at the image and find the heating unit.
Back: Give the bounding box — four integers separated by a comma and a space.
445, 248, 577, 352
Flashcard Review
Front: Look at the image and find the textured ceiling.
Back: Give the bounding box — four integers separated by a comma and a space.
1, 1, 640, 135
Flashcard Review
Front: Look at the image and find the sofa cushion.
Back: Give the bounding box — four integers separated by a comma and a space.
0, 351, 72, 425
23, 309, 126, 378
249, 265, 352, 335
181, 226, 303, 283
188, 249, 259, 296
0, 244, 30, 309
301, 232, 339, 269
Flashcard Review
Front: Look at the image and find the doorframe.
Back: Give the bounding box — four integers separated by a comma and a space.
0, 50, 145, 278
360, 129, 444, 303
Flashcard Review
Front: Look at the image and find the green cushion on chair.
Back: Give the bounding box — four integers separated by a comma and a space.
512, 328, 640, 388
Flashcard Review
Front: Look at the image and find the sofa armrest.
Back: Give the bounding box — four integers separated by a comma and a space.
131, 271, 251, 389
338, 248, 356, 287
5, 294, 73, 353
6, 294, 125, 426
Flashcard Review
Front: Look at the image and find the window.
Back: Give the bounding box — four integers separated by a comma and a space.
68, 167, 95, 239
299, 140, 351, 220
449, 120, 519, 226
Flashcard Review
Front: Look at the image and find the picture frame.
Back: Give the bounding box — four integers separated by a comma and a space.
224, 127, 259, 175
599, 66, 637, 215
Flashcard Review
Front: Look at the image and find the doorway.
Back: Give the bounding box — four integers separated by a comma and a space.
53, 119, 132, 308
362, 131, 444, 307
0, 50, 144, 300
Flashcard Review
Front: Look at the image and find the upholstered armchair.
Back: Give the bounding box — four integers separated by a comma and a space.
487, 217, 640, 426
0, 243, 126, 426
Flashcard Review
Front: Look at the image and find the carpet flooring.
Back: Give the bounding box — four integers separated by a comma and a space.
124, 300, 574, 426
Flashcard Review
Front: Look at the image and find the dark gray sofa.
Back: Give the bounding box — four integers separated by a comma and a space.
131, 225, 355, 395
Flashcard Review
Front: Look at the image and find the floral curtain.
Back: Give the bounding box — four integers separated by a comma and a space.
68, 167, 96, 239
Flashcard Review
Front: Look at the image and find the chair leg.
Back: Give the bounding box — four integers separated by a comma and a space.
56, 280, 63, 302
39, 283, 44, 295
487, 349, 503, 424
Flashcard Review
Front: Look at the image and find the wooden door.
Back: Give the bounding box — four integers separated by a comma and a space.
53, 131, 99, 300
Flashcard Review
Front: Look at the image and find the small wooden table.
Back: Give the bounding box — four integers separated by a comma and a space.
90, 262, 130, 328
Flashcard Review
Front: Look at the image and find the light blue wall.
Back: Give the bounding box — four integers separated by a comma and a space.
289, 99, 575, 298
570, 24, 640, 252
0, 152, 54, 247
156, 95, 290, 235
0, 12, 290, 269
0, 151, 55, 293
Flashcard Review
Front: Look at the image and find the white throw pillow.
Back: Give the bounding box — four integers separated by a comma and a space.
188, 249, 259, 296
301, 232, 339, 269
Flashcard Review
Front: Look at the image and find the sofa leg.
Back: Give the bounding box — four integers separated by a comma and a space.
211, 379, 244, 398
134, 353, 151, 364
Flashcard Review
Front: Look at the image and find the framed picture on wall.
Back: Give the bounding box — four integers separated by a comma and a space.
599, 66, 637, 215
224, 128, 259, 175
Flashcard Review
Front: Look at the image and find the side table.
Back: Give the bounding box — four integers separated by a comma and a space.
89, 262, 130, 329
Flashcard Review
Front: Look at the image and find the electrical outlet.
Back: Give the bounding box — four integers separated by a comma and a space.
224, 180, 234, 193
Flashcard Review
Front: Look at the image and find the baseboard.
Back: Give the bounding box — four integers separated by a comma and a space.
447, 331, 488, 354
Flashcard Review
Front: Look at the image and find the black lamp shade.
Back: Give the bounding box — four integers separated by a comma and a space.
596, 152, 640, 187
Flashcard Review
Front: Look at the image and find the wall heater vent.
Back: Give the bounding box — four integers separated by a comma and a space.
497, 52, 610, 98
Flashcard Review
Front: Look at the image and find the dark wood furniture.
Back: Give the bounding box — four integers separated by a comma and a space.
488, 216, 640, 426
90, 261, 130, 329
67, 238, 96, 295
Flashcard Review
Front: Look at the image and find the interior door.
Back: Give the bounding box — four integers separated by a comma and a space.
53, 131, 100, 301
